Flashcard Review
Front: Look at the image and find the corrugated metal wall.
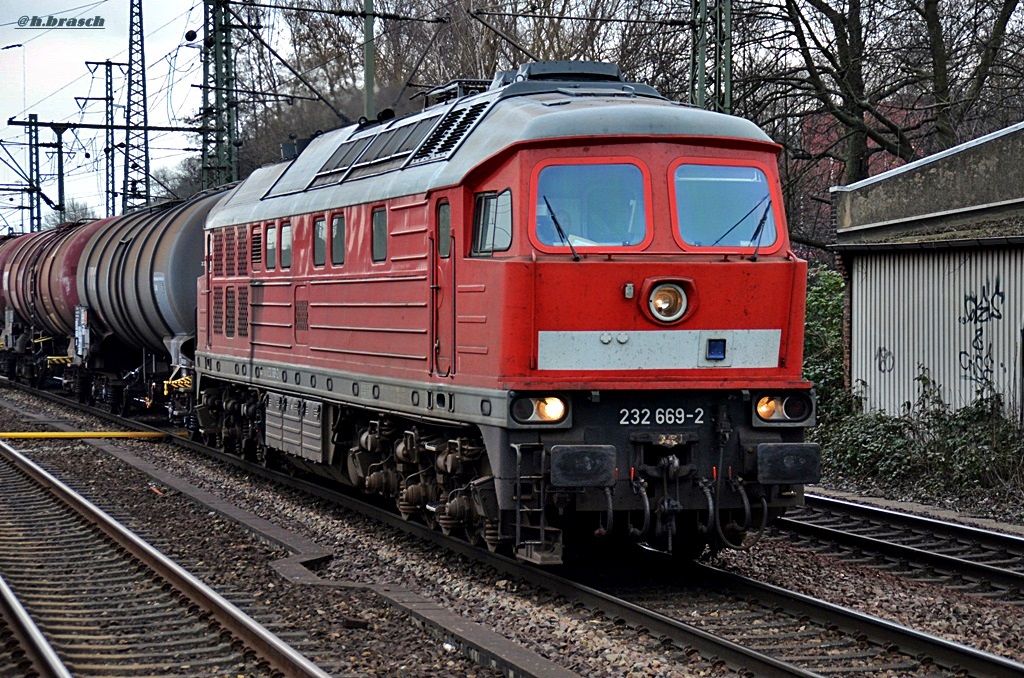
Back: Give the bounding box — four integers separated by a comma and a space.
851, 249, 1024, 418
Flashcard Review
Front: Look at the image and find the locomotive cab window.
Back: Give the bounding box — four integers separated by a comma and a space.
472, 189, 512, 256
672, 163, 778, 249
313, 218, 327, 267
534, 163, 647, 248
331, 214, 345, 265
266, 225, 277, 269
371, 208, 387, 262
280, 222, 293, 269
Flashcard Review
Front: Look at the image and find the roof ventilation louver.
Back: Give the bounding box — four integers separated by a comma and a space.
410, 101, 490, 165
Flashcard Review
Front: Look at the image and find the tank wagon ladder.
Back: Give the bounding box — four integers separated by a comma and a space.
512, 443, 563, 565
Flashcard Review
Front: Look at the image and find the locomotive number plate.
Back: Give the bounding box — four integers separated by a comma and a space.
618, 407, 705, 426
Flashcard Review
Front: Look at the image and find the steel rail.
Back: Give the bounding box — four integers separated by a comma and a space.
778, 494, 1024, 591
804, 492, 1024, 551
0, 571, 71, 678
0, 438, 331, 678
694, 563, 1024, 678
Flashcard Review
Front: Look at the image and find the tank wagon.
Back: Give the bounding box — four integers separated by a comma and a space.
1, 193, 221, 409
2, 62, 819, 564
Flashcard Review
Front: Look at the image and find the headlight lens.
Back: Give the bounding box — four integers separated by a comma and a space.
649, 283, 687, 323
511, 396, 568, 424
756, 396, 778, 419
783, 395, 811, 420
755, 394, 813, 423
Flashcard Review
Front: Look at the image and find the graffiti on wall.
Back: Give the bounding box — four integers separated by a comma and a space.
875, 346, 895, 373
958, 276, 1004, 387
959, 276, 1004, 325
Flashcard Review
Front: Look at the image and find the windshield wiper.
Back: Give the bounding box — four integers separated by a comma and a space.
712, 194, 770, 247
543, 196, 580, 262
749, 200, 772, 262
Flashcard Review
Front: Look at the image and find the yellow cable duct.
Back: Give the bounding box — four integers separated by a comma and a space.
0, 432, 169, 439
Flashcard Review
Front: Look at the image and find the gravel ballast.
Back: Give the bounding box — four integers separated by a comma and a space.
1, 384, 1021, 675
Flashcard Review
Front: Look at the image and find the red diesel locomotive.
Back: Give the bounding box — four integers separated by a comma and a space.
1, 62, 817, 564
192, 61, 818, 563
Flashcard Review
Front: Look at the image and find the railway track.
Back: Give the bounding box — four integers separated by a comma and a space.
587, 561, 1024, 677
144, 442, 1024, 676
0, 436, 329, 677
7, 384, 1024, 676
778, 493, 1024, 604
0, 570, 69, 677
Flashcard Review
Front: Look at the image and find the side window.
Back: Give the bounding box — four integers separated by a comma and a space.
313, 218, 327, 267
437, 202, 451, 259
472, 189, 512, 256
372, 208, 387, 262
280, 222, 292, 269
331, 214, 346, 265
266, 225, 277, 270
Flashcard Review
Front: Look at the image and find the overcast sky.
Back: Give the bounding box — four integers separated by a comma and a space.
0, 0, 206, 230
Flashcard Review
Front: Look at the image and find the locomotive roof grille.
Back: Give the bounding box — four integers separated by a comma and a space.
410, 101, 491, 165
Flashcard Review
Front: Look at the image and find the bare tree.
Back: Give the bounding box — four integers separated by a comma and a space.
915, 0, 1022, 149
44, 198, 95, 229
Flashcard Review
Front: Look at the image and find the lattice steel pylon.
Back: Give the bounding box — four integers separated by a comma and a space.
86, 60, 127, 217
201, 0, 238, 190
123, 0, 150, 211
689, 0, 732, 114
27, 113, 41, 232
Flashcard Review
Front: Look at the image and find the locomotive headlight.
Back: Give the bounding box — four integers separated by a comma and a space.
649, 283, 687, 323
783, 395, 811, 420
755, 393, 814, 425
756, 396, 779, 420
511, 396, 568, 424
537, 397, 566, 422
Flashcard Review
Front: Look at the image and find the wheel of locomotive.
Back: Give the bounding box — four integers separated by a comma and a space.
118, 390, 132, 417
108, 388, 124, 415
483, 519, 503, 553
465, 516, 485, 547
397, 498, 416, 522
221, 427, 240, 456
240, 433, 256, 460
76, 374, 93, 405
242, 435, 267, 466
673, 535, 709, 561
437, 514, 461, 537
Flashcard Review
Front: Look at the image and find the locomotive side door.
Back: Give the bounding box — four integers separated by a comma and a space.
432, 199, 456, 376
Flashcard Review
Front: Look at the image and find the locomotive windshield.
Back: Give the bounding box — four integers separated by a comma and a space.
535, 163, 646, 247
673, 164, 778, 249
